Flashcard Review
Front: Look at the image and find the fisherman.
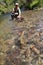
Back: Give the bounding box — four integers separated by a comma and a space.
11, 3, 21, 20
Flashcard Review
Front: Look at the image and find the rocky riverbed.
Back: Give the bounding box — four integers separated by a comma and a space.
0, 10, 43, 65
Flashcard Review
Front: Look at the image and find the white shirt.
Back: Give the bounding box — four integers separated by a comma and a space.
13, 7, 21, 16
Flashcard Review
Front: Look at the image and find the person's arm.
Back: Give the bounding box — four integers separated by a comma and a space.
18, 8, 21, 16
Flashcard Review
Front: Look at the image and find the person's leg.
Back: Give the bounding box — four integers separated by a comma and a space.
17, 15, 22, 21
17, 15, 21, 19
11, 13, 14, 20
14, 15, 17, 18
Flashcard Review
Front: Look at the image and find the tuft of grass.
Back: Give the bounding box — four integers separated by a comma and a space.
40, 0, 43, 6
30, 0, 39, 9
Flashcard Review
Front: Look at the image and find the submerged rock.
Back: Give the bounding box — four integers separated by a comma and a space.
30, 45, 40, 55
19, 30, 28, 48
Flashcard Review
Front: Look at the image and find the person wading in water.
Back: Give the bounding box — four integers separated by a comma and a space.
11, 3, 21, 20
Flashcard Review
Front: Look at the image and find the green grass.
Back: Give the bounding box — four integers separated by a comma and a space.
30, 0, 39, 8
40, 0, 43, 6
